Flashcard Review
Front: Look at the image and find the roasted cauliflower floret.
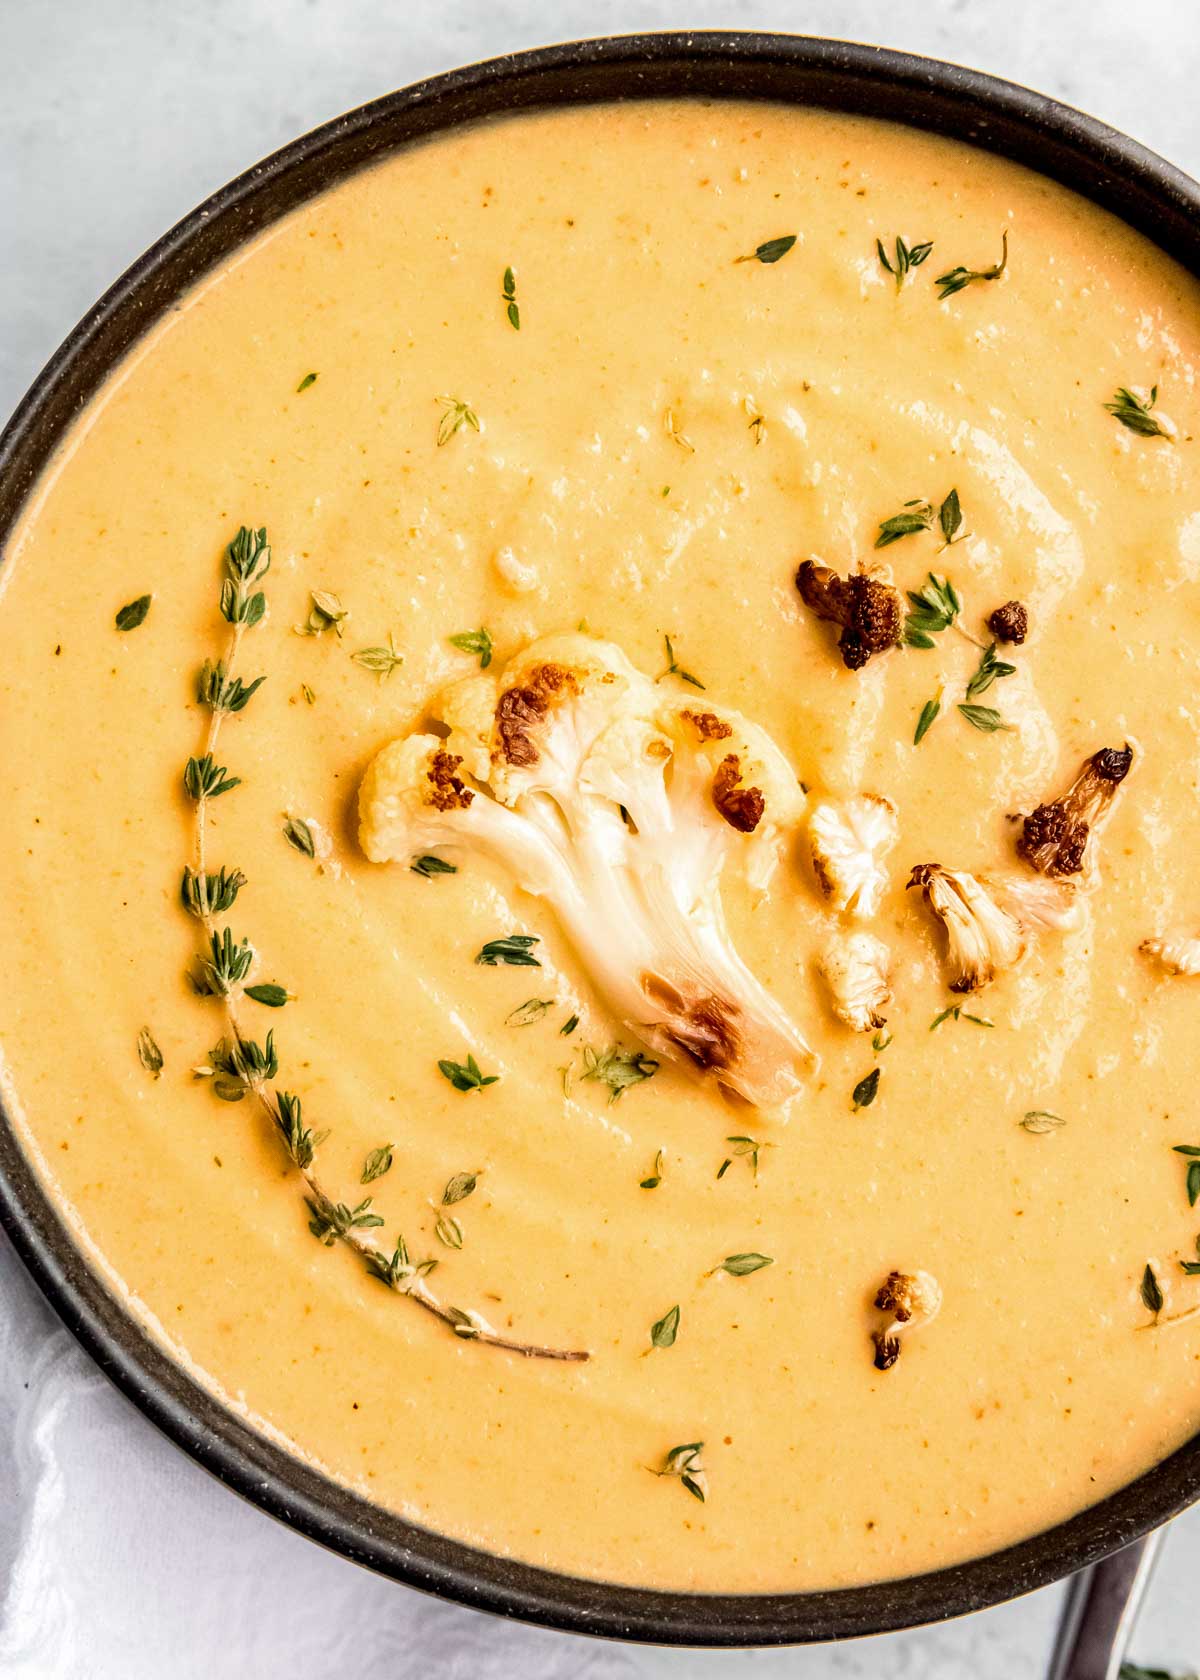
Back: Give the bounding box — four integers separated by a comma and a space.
1016, 745, 1134, 878
359, 634, 815, 1108
1140, 933, 1200, 978
987, 600, 1029, 645
871, 1270, 942, 1371
987, 872, 1079, 933
796, 560, 903, 671
817, 931, 892, 1032
808, 794, 898, 919
908, 863, 1026, 993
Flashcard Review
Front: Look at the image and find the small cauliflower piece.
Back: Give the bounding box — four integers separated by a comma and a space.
871, 1270, 942, 1371
818, 930, 891, 1032
808, 794, 898, 919
795, 559, 902, 671
908, 863, 1025, 992
1016, 745, 1134, 878
986, 872, 1079, 934
1141, 933, 1200, 977
492, 545, 539, 594
439, 672, 500, 783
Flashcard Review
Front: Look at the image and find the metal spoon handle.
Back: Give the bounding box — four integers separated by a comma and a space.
1048, 1531, 1164, 1680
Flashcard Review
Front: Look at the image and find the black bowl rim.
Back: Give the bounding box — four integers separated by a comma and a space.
2, 29, 1199, 1649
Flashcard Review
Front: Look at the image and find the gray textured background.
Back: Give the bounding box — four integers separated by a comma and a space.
1, 2, 1198, 1674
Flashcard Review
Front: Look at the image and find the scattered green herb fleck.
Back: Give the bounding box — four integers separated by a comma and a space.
502, 265, 520, 330
244, 983, 291, 1008
650, 1441, 707, 1502
958, 703, 1013, 734
736, 234, 797, 265
115, 594, 152, 632
872, 1028, 893, 1053
435, 1213, 464, 1250
442, 1170, 480, 1205
716, 1252, 774, 1277
935, 230, 1008, 300
904, 572, 962, 645
1021, 1110, 1066, 1134
184, 754, 241, 801
436, 395, 481, 446
296, 372, 318, 393
876, 234, 934, 290
649, 1304, 680, 1349
136, 1027, 163, 1080
560, 1013, 579, 1036
180, 864, 247, 919
197, 659, 266, 714
438, 1054, 499, 1094
301, 683, 316, 705
852, 1067, 881, 1110
1105, 385, 1174, 440
506, 997, 554, 1027
931, 1005, 995, 1031
1173, 1145, 1200, 1207
640, 1149, 665, 1189
965, 642, 1017, 700
350, 635, 403, 678
307, 1196, 385, 1245
914, 697, 941, 745
411, 854, 457, 879
875, 499, 934, 548
1180, 1236, 1200, 1278
717, 1134, 771, 1180
283, 816, 315, 858
580, 1043, 658, 1104
294, 589, 349, 639
476, 934, 541, 968
1141, 1261, 1164, 1320
361, 1144, 394, 1183
658, 633, 705, 690
449, 626, 494, 668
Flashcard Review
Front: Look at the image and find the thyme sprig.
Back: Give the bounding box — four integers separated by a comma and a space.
935, 231, 1008, 300
1105, 385, 1174, 440
876, 235, 933, 291
183, 524, 586, 1363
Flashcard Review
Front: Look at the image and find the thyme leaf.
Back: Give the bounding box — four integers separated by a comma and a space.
136, 1027, 163, 1079
964, 641, 1016, 700
350, 635, 403, 678
184, 754, 240, 801
1141, 1261, 1164, 1320
442, 1170, 480, 1205
875, 500, 933, 548
931, 1006, 994, 1031
244, 983, 291, 1008
308, 1195, 385, 1245
559, 1013, 579, 1036
935, 230, 1008, 300
115, 594, 152, 631
1105, 385, 1174, 440
436, 395, 480, 447
650, 1440, 707, 1502
649, 1304, 680, 1348
296, 372, 318, 393
411, 854, 456, 879
448, 626, 493, 668
958, 703, 1012, 734
180, 865, 246, 919
716, 1252, 773, 1276
658, 633, 705, 690
197, 659, 266, 714
717, 1134, 771, 1179
361, 1143, 394, 1183
506, 997, 554, 1026
914, 697, 941, 745
640, 1148, 665, 1189
283, 816, 315, 858
580, 1043, 658, 1103
502, 265, 520, 330
904, 572, 962, 646
435, 1213, 465, 1249
438, 1054, 499, 1094
1021, 1110, 1066, 1134
476, 934, 540, 968
876, 234, 934, 290
736, 234, 796, 264
852, 1067, 881, 1110
1172, 1144, 1200, 1207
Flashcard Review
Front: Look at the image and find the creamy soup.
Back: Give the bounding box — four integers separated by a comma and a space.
2, 99, 1200, 1595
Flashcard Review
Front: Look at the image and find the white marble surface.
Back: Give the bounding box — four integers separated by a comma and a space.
1, 2, 1198, 1675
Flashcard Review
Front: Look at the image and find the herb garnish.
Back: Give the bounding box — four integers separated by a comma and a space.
442, 1170, 480, 1205
649, 1304, 680, 1349
579, 1043, 658, 1103
1105, 385, 1174, 440
852, 1067, 881, 1110
964, 642, 1016, 700
502, 266, 520, 330
411, 854, 456, 879
904, 572, 962, 646
116, 595, 152, 632
437, 1054, 499, 1094
1173, 1144, 1200, 1207
1020, 1111, 1065, 1134
137, 1027, 163, 1079
283, 816, 315, 858
876, 235, 933, 290
506, 997, 554, 1027
436, 395, 480, 446
361, 1144, 394, 1183
935, 230, 1008, 300
351, 635, 403, 678
931, 1005, 994, 1031
295, 590, 348, 639
296, 372, 318, 393
1141, 1262, 1164, 1322
658, 634, 705, 690
914, 697, 941, 745
664, 409, 695, 453
184, 525, 584, 1361
1180, 1237, 1200, 1278
560, 1013, 579, 1036
714, 1252, 773, 1277
872, 1028, 893, 1053
640, 1149, 665, 1189
448, 627, 493, 668
650, 1441, 707, 1502
736, 234, 797, 265
476, 934, 540, 968
717, 1134, 771, 1179
958, 703, 1013, 734
876, 490, 965, 552
435, 1213, 464, 1250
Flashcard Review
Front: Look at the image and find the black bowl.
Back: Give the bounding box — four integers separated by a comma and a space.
1, 31, 1198, 1648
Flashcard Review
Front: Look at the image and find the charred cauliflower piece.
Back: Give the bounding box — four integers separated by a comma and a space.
818, 931, 892, 1032
1141, 934, 1200, 978
795, 560, 902, 671
809, 794, 899, 919
908, 864, 1025, 992
360, 634, 814, 1108
872, 1270, 942, 1371
1016, 745, 1134, 878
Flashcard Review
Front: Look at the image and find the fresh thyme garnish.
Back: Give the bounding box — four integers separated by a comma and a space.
876, 235, 933, 290
1020, 1111, 1065, 1133
735, 234, 797, 265
717, 1134, 771, 1179
1181, 1236, 1200, 1278
411, 854, 456, 879
350, 635, 403, 678
640, 1148, 665, 1189
876, 491, 965, 554
183, 524, 585, 1362
437, 1054, 499, 1094
476, 934, 540, 967
914, 697, 941, 746
300, 683, 316, 705
649, 1304, 680, 1349
283, 816, 315, 858
294, 589, 348, 639
904, 572, 962, 646
931, 1005, 995, 1030
136, 1027, 163, 1079
442, 1171, 480, 1205
935, 230, 1008, 300
1141, 1262, 1164, 1322
664, 409, 695, 453
115, 594, 152, 631
714, 1253, 773, 1277
650, 1441, 707, 1502
958, 703, 1013, 734
296, 372, 318, 393
448, 626, 493, 668
361, 1143, 394, 1183
1105, 385, 1174, 440
502, 265, 520, 330
506, 997, 554, 1026
1173, 1144, 1200, 1207
852, 1067, 881, 1110
436, 395, 480, 447
435, 1213, 464, 1250
560, 1013, 579, 1036
743, 396, 766, 444
579, 1043, 658, 1103
965, 642, 1016, 700
872, 1028, 893, 1053
658, 634, 705, 690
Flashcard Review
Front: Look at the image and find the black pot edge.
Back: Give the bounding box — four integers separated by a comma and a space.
1, 30, 1198, 1649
